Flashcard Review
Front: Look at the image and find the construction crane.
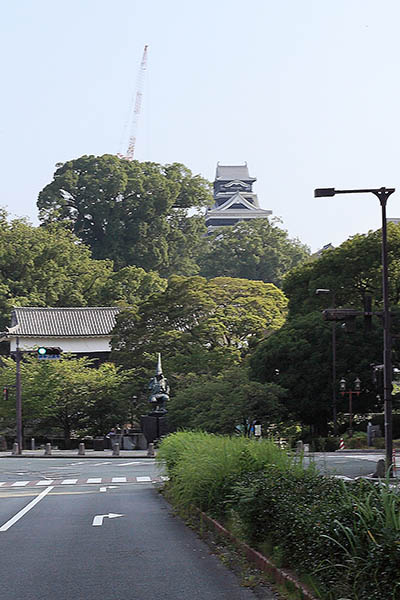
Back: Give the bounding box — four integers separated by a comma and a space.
118, 44, 149, 161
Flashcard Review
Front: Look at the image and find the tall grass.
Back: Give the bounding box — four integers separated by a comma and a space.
157, 431, 310, 515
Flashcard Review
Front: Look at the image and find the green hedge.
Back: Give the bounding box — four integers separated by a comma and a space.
158, 431, 400, 600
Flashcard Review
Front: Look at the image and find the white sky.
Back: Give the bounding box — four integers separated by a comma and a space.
1, 0, 400, 252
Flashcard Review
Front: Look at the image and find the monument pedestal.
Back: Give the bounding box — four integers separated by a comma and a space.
141, 411, 169, 444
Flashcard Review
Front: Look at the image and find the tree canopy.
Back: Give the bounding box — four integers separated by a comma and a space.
37, 155, 212, 275
112, 275, 288, 380
0, 211, 166, 331
199, 219, 310, 286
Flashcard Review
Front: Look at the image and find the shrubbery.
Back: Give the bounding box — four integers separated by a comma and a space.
158, 431, 400, 600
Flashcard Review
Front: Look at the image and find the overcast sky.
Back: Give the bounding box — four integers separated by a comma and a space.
1, 0, 400, 252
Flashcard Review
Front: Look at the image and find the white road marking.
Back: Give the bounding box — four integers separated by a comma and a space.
99, 486, 118, 492
137, 476, 151, 482
117, 462, 142, 467
61, 479, 78, 485
0, 486, 54, 532
36, 480, 54, 486
87, 478, 102, 484
111, 477, 127, 483
0, 483, 5, 487
93, 462, 113, 466
11, 481, 29, 487
92, 513, 124, 527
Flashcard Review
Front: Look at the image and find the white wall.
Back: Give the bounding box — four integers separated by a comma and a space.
9, 336, 112, 353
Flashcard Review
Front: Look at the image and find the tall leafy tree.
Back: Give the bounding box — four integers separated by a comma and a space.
37, 155, 212, 275
112, 275, 288, 382
199, 219, 310, 286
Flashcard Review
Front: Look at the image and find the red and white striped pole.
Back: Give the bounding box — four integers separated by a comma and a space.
339, 438, 345, 450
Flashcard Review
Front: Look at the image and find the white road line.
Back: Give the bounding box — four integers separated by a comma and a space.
111, 477, 127, 483
87, 478, 102, 484
0, 483, 5, 487
117, 462, 142, 467
61, 479, 78, 485
11, 481, 30, 487
93, 462, 112, 466
136, 476, 151, 482
0, 486, 54, 532
36, 480, 54, 486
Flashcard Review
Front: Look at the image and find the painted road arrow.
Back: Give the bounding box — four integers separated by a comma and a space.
92, 513, 124, 527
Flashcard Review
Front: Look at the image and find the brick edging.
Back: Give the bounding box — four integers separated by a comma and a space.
198, 510, 317, 600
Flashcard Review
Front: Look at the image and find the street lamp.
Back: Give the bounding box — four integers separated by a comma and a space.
315, 187, 395, 471
339, 376, 361, 438
316, 288, 337, 434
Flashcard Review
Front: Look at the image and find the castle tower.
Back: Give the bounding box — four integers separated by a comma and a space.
205, 163, 272, 233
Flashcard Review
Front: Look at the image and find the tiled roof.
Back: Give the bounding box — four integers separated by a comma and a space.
215, 164, 254, 181
9, 307, 121, 337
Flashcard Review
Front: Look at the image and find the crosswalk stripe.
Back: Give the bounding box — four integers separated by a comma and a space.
86, 478, 102, 483
61, 479, 78, 485
36, 480, 54, 486
137, 476, 151, 482
111, 477, 127, 483
11, 481, 29, 487
0, 483, 5, 487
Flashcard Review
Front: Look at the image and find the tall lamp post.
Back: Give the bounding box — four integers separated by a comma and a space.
316, 288, 337, 434
315, 187, 395, 471
339, 377, 361, 438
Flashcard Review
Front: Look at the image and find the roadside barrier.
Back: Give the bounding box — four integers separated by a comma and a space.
339, 438, 345, 450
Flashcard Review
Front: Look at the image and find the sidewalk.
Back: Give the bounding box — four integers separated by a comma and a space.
0, 449, 155, 459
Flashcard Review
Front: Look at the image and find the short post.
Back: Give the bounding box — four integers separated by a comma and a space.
112, 443, 120, 456
44, 443, 52, 456
31, 437, 35, 451
12, 442, 19, 455
296, 440, 304, 454
78, 443, 85, 456
147, 443, 155, 457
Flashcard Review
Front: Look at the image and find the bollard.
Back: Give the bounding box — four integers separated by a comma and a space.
296, 440, 304, 454
112, 443, 120, 456
147, 443, 155, 458
339, 438, 345, 450
303, 443, 309, 453
78, 442, 85, 456
44, 443, 52, 456
31, 438, 35, 451
12, 442, 19, 455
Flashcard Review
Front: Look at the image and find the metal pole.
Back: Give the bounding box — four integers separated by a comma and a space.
348, 391, 353, 438
331, 292, 337, 435
15, 337, 22, 454
377, 190, 393, 472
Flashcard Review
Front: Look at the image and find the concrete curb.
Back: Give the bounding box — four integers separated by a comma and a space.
198, 510, 317, 600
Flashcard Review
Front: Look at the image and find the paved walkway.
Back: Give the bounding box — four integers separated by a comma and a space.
0, 449, 155, 459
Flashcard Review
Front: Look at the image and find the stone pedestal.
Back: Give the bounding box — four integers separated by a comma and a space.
141, 412, 169, 444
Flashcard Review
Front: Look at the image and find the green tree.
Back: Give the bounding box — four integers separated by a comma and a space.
249, 310, 399, 434
112, 275, 288, 381
199, 219, 310, 286
37, 155, 212, 275
167, 364, 286, 434
283, 224, 400, 318
0, 213, 113, 330
0, 355, 131, 441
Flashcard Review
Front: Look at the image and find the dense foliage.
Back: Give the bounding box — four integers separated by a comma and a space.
159, 431, 400, 600
38, 155, 212, 276
0, 355, 133, 441
199, 219, 310, 286
112, 275, 288, 380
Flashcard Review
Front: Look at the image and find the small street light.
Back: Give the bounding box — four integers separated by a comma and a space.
316, 288, 337, 434
315, 186, 395, 471
339, 377, 361, 438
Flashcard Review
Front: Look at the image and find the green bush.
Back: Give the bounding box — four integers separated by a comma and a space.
159, 431, 400, 599
372, 436, 385, 449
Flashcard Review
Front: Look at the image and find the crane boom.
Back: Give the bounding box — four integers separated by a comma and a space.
119, 44, 148, 161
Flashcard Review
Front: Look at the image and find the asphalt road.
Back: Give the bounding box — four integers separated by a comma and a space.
0, 458, 269, 600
